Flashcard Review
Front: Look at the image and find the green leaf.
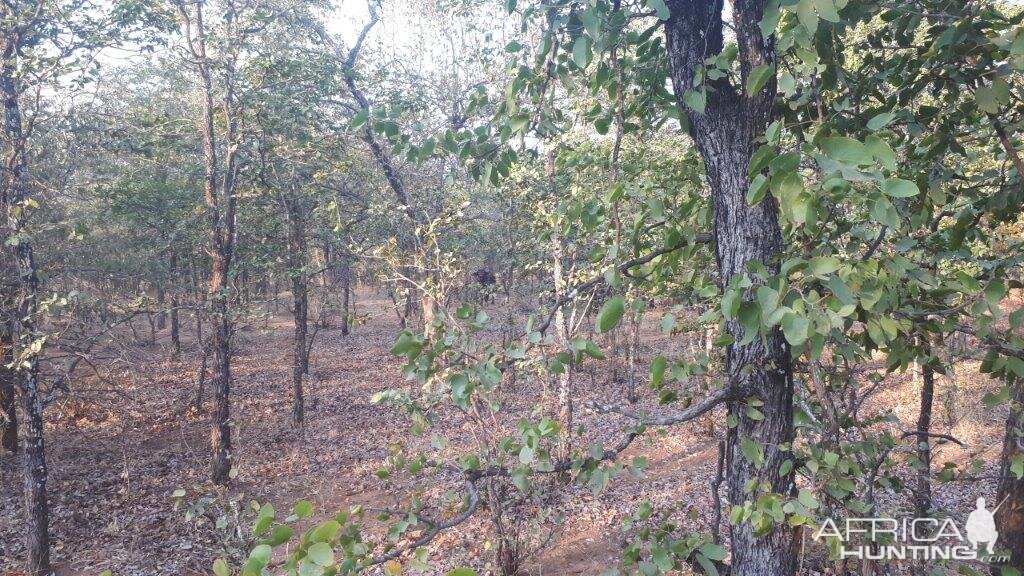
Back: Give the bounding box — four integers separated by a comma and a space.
771, 171, 803, 204
809, 256, 841, 277
652, 546, 673, 571
976, 85, 1000, 114
813, 0, 840, 22
746, 64, 774, 97
746, 174, 769, 205
695, 553, 719, 576
722, 289, 741, 321
699, 543, 727, 562
797, 0, 818, 33
213, 561, 230, 576
782, 314, 810, 346
509, 114, 530, 134
253, 503, 275, 537
650, 356, 667, 387
683, 89, 706, 114
738, 301, 761, 346
572, 36, 591, 68
865, 135, 896, 171
309, 520, 342, 543
446, 570, 479, 576
646, 0, 670, 20
350, 109, 369, 130
986, 279, 1007, 310
248, 544, 272, 568
260, 524, 294, 546
293, 500, 314, 519
390, 331, 422, 357
883, 178, 919, 198
597, 296, 626, 332
740, 437, 765, 468
819, 136, 873, 166
307, 542, 335, 566
866, 112, 894, 131
797, 488, 819, 509
1011, 455, 1024, 479
518, 443, 534, 464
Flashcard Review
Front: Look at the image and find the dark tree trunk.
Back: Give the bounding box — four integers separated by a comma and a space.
194, 341, 210, 412
2, 28, 51, 575
186, 0, 239, 486
914, 348, 935, 518
995, 380, 1024, 569
156, 285, 167, 330
285, 192, 309, 426
340, 256, 351, 336
665, 1, 797, 574
209, 255, 233, 485
20, 366, 49, 576
170, 294, 181, 359
1, 335, 17, 453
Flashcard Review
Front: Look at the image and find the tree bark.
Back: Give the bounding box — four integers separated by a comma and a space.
340, 255, 351, 336
914, 348, 935, 519
665, 2, 797, 574
2, 23, 51, 575
169, 293, 181, 359
285, 191, 309, 426
995, 380, 1024, 569
547, 150, 573, 462
1, 334, 17, 453
182, 0, 240, 485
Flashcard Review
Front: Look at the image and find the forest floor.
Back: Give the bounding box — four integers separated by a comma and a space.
0, 289, 1011, 576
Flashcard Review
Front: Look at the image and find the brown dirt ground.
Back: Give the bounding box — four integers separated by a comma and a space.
0, 289, 1009, 575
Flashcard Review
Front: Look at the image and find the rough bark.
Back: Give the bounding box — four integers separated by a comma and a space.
547, 150, 573, 462
665, 1, 797, 574
169, 293, 181, 359
1, 334, 16, 453
914, 349, 935, 518
995, 380, 1024, 569
181, 0, 240, 485
340, 256, 351, 336
285, 192, 309, 426
2, 19, 51, 574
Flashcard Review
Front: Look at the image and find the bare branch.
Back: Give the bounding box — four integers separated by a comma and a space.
586, 386, 733, 426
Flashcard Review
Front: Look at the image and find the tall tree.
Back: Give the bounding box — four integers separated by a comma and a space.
662, 2, 796, 572
175, 0, 242, 484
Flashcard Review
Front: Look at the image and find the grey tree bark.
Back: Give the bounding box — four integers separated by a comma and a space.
178, 0, 241, 485
664, 2, 797, 574
1, 13, 51, 572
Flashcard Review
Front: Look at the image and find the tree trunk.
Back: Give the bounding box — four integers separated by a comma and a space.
170, 294, 181, 359
547, 150, 573, 462
914, 346, 935, 518
20, 365, 49, 576
626, 305, 640, 403
340, 256, 351, 336
2, 30, 51, 575
665, 2, 797, 574
1, 334, 17, 453
995, 380, 1024, 569
156, 285, 167, 330
285, 192, 309, 426
186, 0, 239, 486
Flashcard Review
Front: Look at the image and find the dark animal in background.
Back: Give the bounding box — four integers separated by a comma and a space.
470, 268, 497, 304
472, 268, 496, 286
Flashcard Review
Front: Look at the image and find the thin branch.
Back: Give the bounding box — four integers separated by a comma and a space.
586, 386, 733, 426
